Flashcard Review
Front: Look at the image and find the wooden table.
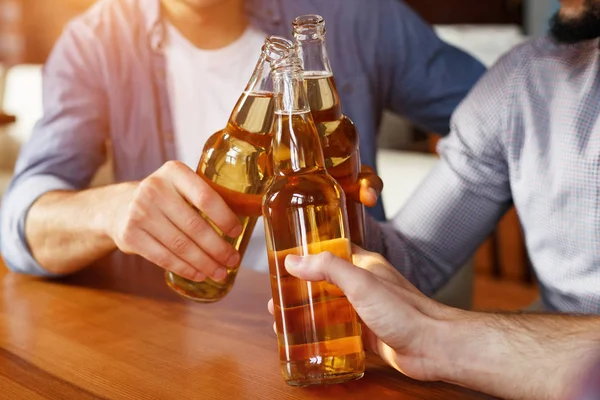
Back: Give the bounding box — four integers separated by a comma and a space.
0, 254, 494, 399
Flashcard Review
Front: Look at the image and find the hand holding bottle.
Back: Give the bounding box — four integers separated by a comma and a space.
268, 246, 445, 383
107, 160, 242, 282
164, 36, 296, 302
344, 165, 384, 208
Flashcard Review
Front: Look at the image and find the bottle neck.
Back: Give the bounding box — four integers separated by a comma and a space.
295, 36, 332, 76
272, 69, 326, 175
294, 27, 341, 120
293, 15, 333, 76
244, 53, 273, 94
227, 54, 274, 134
228, 36, 293, 134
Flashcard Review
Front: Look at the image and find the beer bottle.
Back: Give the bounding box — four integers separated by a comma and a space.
165, 36, 294, 302
262, 53, 365, 386
293, 14, 366, 247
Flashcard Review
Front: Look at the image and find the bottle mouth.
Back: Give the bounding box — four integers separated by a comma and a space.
271, 53, 303, 75
263, 35, 294, 65
292, 14, 326, 40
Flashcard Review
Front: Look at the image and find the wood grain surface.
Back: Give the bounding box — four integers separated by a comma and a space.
0, 254, 495, 399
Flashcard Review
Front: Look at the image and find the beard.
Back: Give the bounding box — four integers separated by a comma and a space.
550, 1, 600, 44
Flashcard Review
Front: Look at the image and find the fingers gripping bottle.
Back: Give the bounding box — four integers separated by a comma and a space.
165, 36, 294, 302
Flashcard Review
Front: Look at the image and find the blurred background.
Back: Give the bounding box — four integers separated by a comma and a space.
0, 0, 560, 310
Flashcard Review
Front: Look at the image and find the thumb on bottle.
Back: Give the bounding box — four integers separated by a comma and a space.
284, 252, 374, 300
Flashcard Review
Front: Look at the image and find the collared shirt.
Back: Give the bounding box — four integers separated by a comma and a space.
0, 0, 484, 275
367, 36, 600, 314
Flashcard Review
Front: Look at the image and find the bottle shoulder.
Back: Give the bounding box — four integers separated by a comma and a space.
341, 114, 357, 132
223, 123, 273, 150
263, 171, 345, 207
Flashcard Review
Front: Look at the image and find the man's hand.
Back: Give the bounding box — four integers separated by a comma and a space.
344, 165, 384, 208
267, 246, 446, 382
107, 161, 242, 282
268, 247, 600, 400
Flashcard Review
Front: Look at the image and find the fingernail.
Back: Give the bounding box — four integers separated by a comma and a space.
192, 271, 206, 282
285, 254, 303, 269
212, 267, 228, 282
226, 252, 240, 267
368, 187, 377, 200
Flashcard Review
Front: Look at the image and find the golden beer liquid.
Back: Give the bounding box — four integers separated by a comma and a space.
304, 74, 366, 247
165, 93, 274, 302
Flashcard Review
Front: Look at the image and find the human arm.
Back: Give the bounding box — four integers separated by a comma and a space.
23, 161, 242, 280
377, 0, 486, 135
0, 20, 110, 276
361, 48, 521, 295
0, 23, 241, 281
276, 248, 600, 400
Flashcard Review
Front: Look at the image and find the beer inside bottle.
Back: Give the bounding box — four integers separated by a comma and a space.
165, 37, 294, 302
262, 54, 365, 386
293, 14, 366, 247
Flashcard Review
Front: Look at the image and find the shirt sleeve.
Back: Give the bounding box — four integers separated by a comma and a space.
365, 47, 520, 295
377, 0, 487, 135
0, 21, 108, 275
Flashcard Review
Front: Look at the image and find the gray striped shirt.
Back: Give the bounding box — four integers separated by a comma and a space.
367, 36, 600, 314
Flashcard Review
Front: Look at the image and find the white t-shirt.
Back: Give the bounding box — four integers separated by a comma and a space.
163, 23, 270, 272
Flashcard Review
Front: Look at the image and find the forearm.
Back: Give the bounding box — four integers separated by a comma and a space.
25, 182, 136, 274
428, 309, 600, 400
364, 154, 510, 296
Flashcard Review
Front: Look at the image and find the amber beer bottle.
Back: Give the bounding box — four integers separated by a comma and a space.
165, 36, 294, 302
262, 54, 365, 386
293, 15, 366, 247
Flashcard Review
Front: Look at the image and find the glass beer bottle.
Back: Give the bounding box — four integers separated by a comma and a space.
262, 54, 365, 386
165, 36, 294, 302
293, 14, 366, 247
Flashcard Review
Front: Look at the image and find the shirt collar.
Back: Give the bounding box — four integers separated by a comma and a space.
141, 0, 281, 52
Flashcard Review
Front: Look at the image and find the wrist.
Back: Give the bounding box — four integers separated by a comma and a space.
416, 305, 475, 383
96, 181, 138, 242
421, 309, 529, 395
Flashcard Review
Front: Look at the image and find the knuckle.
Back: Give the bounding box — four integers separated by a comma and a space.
153, 251, 171, 269
185, 214, 208, 236
170, 235, 192, 255
193, 189, 212, 211
193, 253, 219, 274
126, 202, 148, 225
163, 160, 184, 173
316, 251, 336, 267
223, 217, 240, 235
137, 177, 161, 201
208, 232, 233, 253
221, 242, 238, 261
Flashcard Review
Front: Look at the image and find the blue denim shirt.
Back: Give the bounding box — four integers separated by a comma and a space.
0, 0, 485, 275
